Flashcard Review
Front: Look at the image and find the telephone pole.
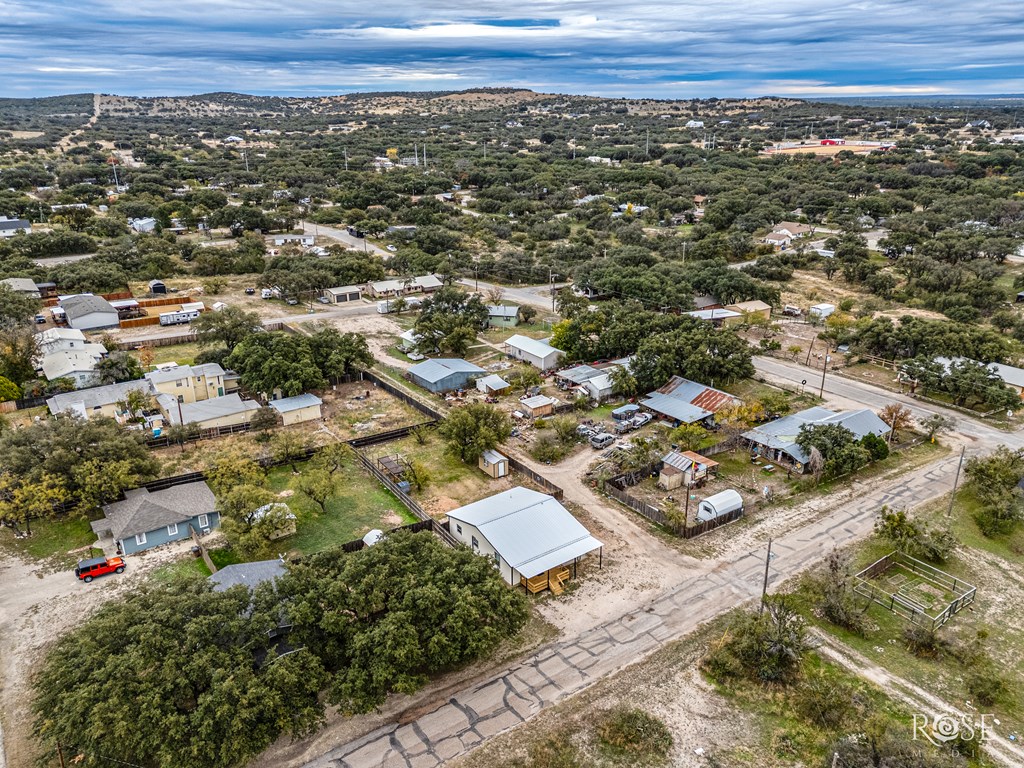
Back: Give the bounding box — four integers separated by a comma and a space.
759, 538, 773, 615
946, 446, 966, 519
818, 350, 828, 398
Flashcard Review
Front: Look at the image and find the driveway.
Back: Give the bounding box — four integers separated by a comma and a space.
300, 221, 393, 259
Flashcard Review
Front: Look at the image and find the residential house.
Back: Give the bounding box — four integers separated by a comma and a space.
742, 406, 890, 473
365, 274, 443, 298
130, 217, 158, 233
268, 393, 323, 425
407, 358, 485, 393
692, 294, 722, 311
520, 394, 556, 418
658, 451, 719, 490
504, 335, 563, 371
209, 559, 287, 592
273, 234, 315, 247
725, 300, 773, 322
0, 277, 40, 297
92, 481, 218, 555
773, 221, 814, 239
685, 308, 743, 327
322, 285, 362, 303
0, 216, 31, 238
478, 449, 509, 479
641, 376, 739, 426
764, 232, 793, 248
486, 305, 520, 328
933, 357, 1024, 400
446, 487, 603, 593
40, 350, 104, 387
156, 392, 260, 429
145, 363, 226, 403
476, 374, 510, 395
553, 363, 618, 402
61, 295, 119, 330
46, 379, 155, 422
36, 328, 104, 357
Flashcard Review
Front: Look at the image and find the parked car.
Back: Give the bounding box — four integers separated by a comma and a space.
631, 412, 653, 428
75, 556, 126, 583
576, 424, 596, 438
34, 314, 46, 324
317, 296, 330, 304
245, 287, 256, 295
286, 298, 299, 305
386, 244, 398, 252
590, 432, 616, 449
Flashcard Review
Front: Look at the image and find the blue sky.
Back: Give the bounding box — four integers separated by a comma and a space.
2, 1, 1022, 98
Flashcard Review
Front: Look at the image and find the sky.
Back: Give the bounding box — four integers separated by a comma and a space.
2, 1, 1022, 99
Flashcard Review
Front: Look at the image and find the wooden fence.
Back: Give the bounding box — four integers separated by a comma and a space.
360, 369, 444, 420
506, 456, 564, 499
0, 394, 48, 412
112, 321, 287, 350
602, 464, 745, 539
348, 421, 437, 448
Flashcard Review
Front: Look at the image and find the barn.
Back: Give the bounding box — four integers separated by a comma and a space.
407, 358, 485, 393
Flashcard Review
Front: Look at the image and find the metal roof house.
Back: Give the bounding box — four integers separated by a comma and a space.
156, 392, 260, 429
0, 216, 31, 238
486, 305, 520, 328
446, 487, 602, 594
641, 376, 739, 426
742, 406, 890, 472
407, 358, 485, 393
0, 277, 40, 296
61, 294, 119, 331
92, 481, 218, 555
504, 335, 563, 371
47, 380, 155, 422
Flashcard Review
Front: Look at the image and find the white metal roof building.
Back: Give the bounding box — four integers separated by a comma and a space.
446, 487, 602, 589
407, 358, 485, 393
60, 294, 119, 330
504, 334, 563, 370
742, 406, 890, 470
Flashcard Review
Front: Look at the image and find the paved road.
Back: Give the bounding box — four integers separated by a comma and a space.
32, 252, 96, 267
753, 356, 1022, 450
305, 455, 962, 768
300, 220, 393, 258
458, 278, 568, 314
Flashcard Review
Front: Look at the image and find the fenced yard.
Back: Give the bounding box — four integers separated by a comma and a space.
266, 461, 418, 556
853, 551, 977, 631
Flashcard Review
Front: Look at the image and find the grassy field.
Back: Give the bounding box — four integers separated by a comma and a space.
128, 340, 205, 367
150, 556, 212, 582
266, 461, 416, 555
0, 516, 99, 569
790, 485, 1024, 747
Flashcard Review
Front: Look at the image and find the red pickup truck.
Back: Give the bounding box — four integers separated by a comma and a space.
75, 556, 126, 583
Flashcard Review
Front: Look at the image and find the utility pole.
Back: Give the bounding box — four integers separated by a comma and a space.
56, 742, 66, 768
343, 148, 348, 171
818, 349, 828, 398
946, 445, 966, 519
759, 538, 773, 615
549, 267, 559, 312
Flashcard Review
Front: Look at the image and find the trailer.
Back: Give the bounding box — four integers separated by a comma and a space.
159, 309, 200, 326
697, 489, 743, 523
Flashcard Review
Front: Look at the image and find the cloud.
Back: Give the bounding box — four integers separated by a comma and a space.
0, 1, 1022, 97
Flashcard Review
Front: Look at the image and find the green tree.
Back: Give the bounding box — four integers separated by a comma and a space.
95, 351, 144, 385
225, 332, 326, 397
295, 468, 335, 513
919, 413, 956, 441
0, 471, 70, 536
218, 484, 287, 559
273, 430, 308, 472
192, 305, 263, 351
205, 450, 266, 496
312, 442, 356, 475
307, 326, 374, 381
0, 324, 39, 386
33, 580, 328, 768
874, 506, 957, 562
670, 422, 709, 452
0, 284, 40, 325
0, 375, 20, 402
437, 403, 511, 463
164, 422, 200, 452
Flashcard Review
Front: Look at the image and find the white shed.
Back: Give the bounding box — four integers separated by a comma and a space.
809, 303, 836, 320
697, 489, 743, 522
478, 449, 509, 478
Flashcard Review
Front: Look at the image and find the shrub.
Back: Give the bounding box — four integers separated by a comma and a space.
596, 707, 673, 763
701, 598, 809, 684
530, 432, 569, 463
966, 663, 1006, 707
793, 667, 858, 728
904, 624, 945, 659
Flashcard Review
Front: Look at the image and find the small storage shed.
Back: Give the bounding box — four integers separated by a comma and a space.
476, 374, 510, 395
521, 394, 556, 418
809, 303, 836, 320
363, 529, 384, 547
658, 450, 719, 490
697, 489, 743, 522
479, 449, 509, 478
268, 393, 323, 425
612, 403, 640, 421
148, 279, 167, 295
324, 285, 362, 303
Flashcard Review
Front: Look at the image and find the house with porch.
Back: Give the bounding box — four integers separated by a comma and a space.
641, 376, 739, 426
742, 406, 890, 473
446, 487, 603, 594
92, 481, 218, 555
504, 335, 563, 371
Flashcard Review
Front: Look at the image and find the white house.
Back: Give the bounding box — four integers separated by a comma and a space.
446, 487, 603, 593
0, 217, 31, 238
40, 350, 104, 387
0, 277, 40, 297
272, 234, 315, 247
60, 295, 120, 331
130, 217, 158, 233
47, 380, 156, 422
36, 328, 102, 357
504, 335, 563, 371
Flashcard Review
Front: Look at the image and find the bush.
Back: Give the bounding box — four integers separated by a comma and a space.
523, 736, 581, 768
904, 624, 945, 659
966, 663, 1006, 707
596, 707, 673, 763
860, 432, 889, 461
701, 598, 809, 684
530, 432, 570, 463
793, 667, 858, 728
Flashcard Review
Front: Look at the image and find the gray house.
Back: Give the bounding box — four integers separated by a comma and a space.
92, 481, 219, 555
61, 294, 120, 331
208, 559, 287, 592
407, 358, 485, 393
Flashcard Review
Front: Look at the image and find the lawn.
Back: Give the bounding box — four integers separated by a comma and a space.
0, 516, 99, 569
128, 340, 205, 367
266, 461, 417, 555
370, 430, 517, 516
150, 556, 212, 582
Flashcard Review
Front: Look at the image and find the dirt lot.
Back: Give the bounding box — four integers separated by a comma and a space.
0, 541, 207, 768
